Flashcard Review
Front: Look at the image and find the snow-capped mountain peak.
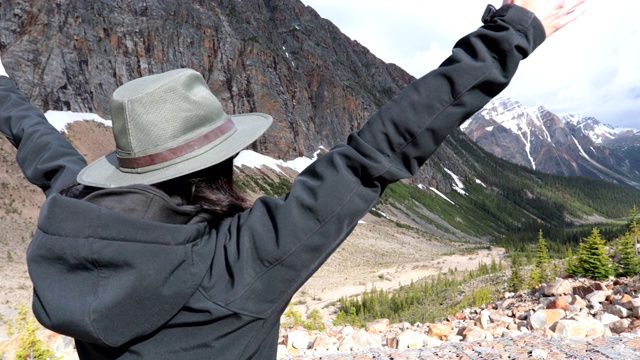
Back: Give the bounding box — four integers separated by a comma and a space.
561, 114, 617, 145
462, 97, 640, 188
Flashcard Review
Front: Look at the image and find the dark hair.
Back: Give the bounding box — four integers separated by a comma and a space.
153, 157, 250, 225
61, 157, 250, 226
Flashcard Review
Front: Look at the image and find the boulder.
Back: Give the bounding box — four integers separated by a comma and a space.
529, 309, 565, 330
276, 344, 288, 360
544, 279, 573, 296
597, 313, 622, 325
554, 319, 587, 338
570, 295, 588, 309
337, 329, 381, 352
623, 297, 640, 315
613, 294, 633, 308
311, 333, 336, 352
423, 336, 443, 347
586, 290, 610, 303
608, 319, 631, 334
576, 316, 607, 337
475, 311, 491, 330
366, 318, 390, 335
608, 304, 630, 318
546, 297, 570, 310
427, 323, 453, 340
395, 329, 427, 349
573, 282, 606, 298
629, 319, 640, 331
453, 311, 467, 320
286, 330, 311, 353
461, 326, 493, 342
500, 298, 516, 309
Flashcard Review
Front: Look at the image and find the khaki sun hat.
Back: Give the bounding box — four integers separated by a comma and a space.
77, 68, 272, 188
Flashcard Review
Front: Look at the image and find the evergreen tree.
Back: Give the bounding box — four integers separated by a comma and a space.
530, 229, 551, 285
616, 232, 640, 277
565, 247, 581, 276
631, 205, 639, 256
570, 228, 614, 280
616, 205, 640, 277
507, 253, 524, 293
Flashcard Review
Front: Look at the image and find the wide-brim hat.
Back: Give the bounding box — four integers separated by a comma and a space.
77, 68, 272, 188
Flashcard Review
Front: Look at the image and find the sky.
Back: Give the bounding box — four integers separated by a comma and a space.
300, 0, 640, 129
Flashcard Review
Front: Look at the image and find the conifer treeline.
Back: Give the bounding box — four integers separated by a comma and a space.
337, 206, 640, 326
335, 259, 503, 326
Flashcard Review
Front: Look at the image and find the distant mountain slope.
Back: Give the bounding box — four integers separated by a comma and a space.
462, 98, 640, 188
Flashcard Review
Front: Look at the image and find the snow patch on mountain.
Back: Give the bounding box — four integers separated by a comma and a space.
429, 187, 455, 205
235, 149, 323, 175
572, 136, 592, 160
45, 110, 111, 131
527, 107, 552, 142
443, 168, 466, 195
471, 98, 541, 170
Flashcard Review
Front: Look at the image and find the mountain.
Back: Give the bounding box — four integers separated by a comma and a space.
0, 0, 411, 160
0, 0, 639, 239
1, 0, 639, 239
462, 98, 640, 189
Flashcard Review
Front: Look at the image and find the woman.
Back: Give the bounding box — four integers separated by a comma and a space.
0, 1, 585, 358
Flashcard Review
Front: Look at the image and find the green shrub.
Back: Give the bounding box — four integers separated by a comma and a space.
303, 309, 326, 331
283, 304, 303, 327
8, 304, 59, 360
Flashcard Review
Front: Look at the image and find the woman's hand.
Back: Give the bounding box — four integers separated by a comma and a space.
504, 0, 587, 37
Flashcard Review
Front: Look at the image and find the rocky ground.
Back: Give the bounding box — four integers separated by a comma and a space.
275, 277, 640, 359
5, 276, 640, 359
282, 334, 640, 360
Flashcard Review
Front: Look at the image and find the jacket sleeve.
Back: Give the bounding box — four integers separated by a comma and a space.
0, 76, 87, 197
204, 6, 545, 316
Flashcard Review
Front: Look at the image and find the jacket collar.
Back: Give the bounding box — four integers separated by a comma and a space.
82, 184, 210, 224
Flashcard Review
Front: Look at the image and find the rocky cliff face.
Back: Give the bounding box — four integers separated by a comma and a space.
0, 0, 412, 159
463, 98, 640, 188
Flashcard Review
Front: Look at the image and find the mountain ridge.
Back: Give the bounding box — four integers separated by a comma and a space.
463, 97, 640, 189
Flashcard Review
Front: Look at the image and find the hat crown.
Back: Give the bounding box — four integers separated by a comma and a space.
77, 68, 272, 188
110, 69, 227, 160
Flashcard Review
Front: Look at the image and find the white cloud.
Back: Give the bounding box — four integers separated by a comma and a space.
302, 0, 640, 129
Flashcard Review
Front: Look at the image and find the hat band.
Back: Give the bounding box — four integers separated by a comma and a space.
117, 118, 236, 169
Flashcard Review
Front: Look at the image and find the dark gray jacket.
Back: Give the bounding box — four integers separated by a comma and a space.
0, 5, 544, 359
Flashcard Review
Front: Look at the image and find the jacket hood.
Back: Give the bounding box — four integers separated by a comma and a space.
27, 186, 216, 347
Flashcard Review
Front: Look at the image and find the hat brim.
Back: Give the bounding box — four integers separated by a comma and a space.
76, 113, 272, 188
